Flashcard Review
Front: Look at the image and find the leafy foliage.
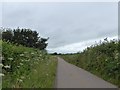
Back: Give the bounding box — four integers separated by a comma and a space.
61, 38, 120, 87
1, 27, 48, 50
1, 40, 57, 88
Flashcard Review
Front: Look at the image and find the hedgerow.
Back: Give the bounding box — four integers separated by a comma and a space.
61, 38, 120, 87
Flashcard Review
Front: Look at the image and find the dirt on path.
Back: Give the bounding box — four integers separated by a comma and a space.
55, 57, 118, 88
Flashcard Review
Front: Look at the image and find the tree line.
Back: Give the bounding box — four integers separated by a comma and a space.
1, 27, 49, 50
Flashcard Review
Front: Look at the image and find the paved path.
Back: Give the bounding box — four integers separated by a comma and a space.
55, 57, 118, 88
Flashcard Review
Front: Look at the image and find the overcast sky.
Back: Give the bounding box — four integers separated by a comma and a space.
1, 2, 118, 53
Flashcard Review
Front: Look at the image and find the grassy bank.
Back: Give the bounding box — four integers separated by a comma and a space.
1, 40, 57, 88
60, 39, 120, 87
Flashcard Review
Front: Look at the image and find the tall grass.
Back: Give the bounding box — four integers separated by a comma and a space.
1, 40, 57, 88
61, 39, 120, 87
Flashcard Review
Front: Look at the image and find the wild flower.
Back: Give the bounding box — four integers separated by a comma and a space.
115, 56, 118, 60
31, 52, 34, 55
114, 52, 119, 60
24, 52, 28, 54
0, 73, 5, 77
21, 60, 24, 62
1, 56, 4, 60
8, 58, 13, 61
117, 62, 119, 65
20, 54, 24, 56
0, 63, 3, 67
17, 78, 23, 82
20, 63, 23, 66
105, 59, 108, 62
17, 66, 20, 68
4, 65, 10, 69
25, 60, 28, 62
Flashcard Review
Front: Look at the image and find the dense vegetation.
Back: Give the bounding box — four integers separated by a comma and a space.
1, 40, 57, 88
61, 38, 120, 87
1, 28, 49, 50
0, 28, 58, 88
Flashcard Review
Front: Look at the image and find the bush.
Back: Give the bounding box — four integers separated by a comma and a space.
61, 38, 120, 87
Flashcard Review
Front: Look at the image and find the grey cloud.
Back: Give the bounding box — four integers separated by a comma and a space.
2, 2, 118, 53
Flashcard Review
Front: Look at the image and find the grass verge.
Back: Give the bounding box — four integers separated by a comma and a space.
1, 40, 57, 88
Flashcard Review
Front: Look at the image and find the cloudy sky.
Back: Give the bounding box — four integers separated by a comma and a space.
1, 2, 118, 53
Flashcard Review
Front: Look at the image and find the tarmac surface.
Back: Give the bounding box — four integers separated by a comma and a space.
55, 57, 118, 88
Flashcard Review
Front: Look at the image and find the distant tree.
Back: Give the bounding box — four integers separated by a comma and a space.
58, 53, 62, 55
53, 52, 57, 55
35, 38, 49, 50
0, 27, 3, 40
2, 27, 48, 50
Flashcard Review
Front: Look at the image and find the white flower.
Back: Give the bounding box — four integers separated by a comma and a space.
20, 63, 23, 66
4, 65, 10, 69
24, 52, 27, 54
105, 59, 108, 62
17, 66, 20, 68
25, 59, 30, 62
96, 68, 98, 70
117, 63, 119, 65
8, 58, 13, 61
21, 60, 24, 62
1, 56, 4, 60
20, 54, 24, 56
0, 73, 4, 77
0, 63, 3, 67
31, 52, 34, 55
17, 78, 23, 82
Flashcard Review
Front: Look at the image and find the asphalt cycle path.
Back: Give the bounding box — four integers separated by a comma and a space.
55, 57, 118, 88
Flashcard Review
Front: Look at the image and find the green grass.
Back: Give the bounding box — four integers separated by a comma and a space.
1, 40, 57, 88
60, 39, 120, 87
19, 56, 57, 88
